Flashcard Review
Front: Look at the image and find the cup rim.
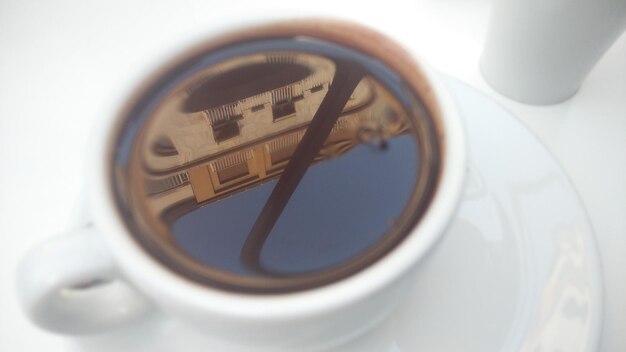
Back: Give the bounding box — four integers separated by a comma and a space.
88, 16, 467, 321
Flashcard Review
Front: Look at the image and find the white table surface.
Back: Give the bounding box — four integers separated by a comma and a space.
1, 0, 624, 351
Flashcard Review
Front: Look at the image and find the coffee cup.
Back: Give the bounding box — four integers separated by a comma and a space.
480, 0, 626, 105
16, 15, 466, 350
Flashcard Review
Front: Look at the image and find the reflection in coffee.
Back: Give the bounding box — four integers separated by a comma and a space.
112, 38, 440, 293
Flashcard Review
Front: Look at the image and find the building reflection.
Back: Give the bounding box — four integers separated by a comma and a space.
137, 53, 411, 222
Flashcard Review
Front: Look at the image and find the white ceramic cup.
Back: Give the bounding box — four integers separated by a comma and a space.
16, 16, 466, 350
480, 0, 626, 105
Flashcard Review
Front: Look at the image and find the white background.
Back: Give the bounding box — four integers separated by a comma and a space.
1, 0, 624, 351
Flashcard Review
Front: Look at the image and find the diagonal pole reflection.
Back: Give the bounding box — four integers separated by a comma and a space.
241, 62, 365, 274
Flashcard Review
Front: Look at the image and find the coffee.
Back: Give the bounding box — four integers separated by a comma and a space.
111, 36, 440, 293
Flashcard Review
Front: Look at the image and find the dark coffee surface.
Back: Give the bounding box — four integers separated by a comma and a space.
173, 136, 417, 276
111, 37, 439, 293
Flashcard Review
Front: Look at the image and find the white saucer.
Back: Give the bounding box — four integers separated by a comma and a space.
69, 78, 602, 352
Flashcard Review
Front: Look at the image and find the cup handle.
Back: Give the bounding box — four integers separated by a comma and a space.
16, 225, 152, 335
